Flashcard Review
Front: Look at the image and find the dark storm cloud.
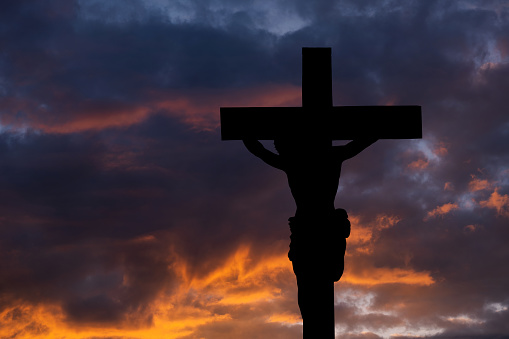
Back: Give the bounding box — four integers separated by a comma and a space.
0, 0, 287, 133
3, 0, 501, 135
0, 126, 175, 323
0, 114, 292, 326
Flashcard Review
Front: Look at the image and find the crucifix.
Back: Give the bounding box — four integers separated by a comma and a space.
220, 48, 422, 338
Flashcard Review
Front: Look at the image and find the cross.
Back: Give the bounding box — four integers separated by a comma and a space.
220, 48, 422, 338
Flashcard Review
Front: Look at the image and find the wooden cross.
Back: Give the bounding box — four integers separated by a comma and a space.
221, 48, 421, 140
220, 48, 422, 338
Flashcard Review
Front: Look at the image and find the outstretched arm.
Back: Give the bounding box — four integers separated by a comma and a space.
243, 140, 284, 170
334, 138, 378, 160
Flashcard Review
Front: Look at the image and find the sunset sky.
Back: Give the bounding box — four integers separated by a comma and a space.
1, 1, 509, 338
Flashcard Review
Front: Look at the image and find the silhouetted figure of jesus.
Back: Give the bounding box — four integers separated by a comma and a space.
243, 137, 377, 334
221, 47, 421, 338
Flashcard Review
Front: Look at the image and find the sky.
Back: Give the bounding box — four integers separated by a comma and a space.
1, 0, 509, 338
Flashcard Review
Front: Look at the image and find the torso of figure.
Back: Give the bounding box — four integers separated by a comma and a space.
280, 146, 344, 219
242, 138, 377, 221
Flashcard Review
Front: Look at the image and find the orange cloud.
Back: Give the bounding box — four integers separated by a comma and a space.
267, 312, 302, 325
479, 188, 509, 217
443, 314, 485, 325
178, 245, 294, 306
0, 236, 436, 339
342, 266, 434, 286
347, 215, 372, 245
468, 176, 492, 192
444, 182, 454, 191
425, 203, 459, 220
0, 244, 295, 339
342, 215, 433, 286
0, 302, 229, 339
154, 84, 301, 132
0, 84, 302, 134
347, 214, 401, 254
374, 214, 401, 230
0, 97, 152, 134
0, 84, 301, 133
407, 158, 429, 170
433, 142, 448, 157
464, 224, 482, 233
42, 103, 152, 134
401, 140, 448, 173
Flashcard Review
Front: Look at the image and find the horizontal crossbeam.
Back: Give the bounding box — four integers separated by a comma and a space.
220, 106, 422, 140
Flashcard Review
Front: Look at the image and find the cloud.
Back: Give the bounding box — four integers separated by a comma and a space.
342, 267, 434, 287
479, 188, 509, 217
0, 0, 301, 135
468, 175, 492, 192
1, 1, 509, 338
347, 214, 401, 255
0, 242, 297, 339
0, 84, 301, 134
0, 113, 295, 337
425, 203, 459, 220
407, 158, 429, 170
444, 182, 454, 191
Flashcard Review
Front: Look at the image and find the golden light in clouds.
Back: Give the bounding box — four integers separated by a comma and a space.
0, 84, 301, 134
432, 142, 448, 157
156, 84, 302, 131
347, 214, 401, 254
425, 202, 459, 220
479, 188, 509, 217
0, 245, 294, 339
177, 244, 294, 306
407, 158, 429, 170
344, 215, 434, 286
267, 312, 302, 325
468, 175, 492, 192
40, 104, 153, 134
1, 239, 435, 338
342, 266, 434, 286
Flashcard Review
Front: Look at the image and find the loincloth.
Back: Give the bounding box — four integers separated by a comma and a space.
288, 208, 350, 282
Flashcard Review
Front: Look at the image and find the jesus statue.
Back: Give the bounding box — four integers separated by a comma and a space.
243, 137, 377, 337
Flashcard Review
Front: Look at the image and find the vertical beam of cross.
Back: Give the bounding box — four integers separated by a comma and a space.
302, 48, 335, 338
302, 47, 332, 108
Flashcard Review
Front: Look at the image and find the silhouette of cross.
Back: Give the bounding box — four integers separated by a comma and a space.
220, 48, 422, 339
221, 48, 421, 140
